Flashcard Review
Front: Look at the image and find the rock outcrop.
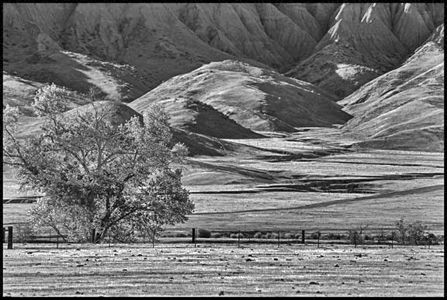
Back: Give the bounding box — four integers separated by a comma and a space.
286, 3, 444, 98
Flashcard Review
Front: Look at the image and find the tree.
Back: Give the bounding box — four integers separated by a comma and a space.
395, 218, 431, 245
395, 218, 408, 245
348, 224, 368, 247
3, 84, 194, 243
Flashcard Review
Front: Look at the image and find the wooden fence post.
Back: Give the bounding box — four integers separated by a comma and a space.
91, 229, 96, 243
302, 230, 305, 244
237, 230, 240, 248
7, 226, 13, 249
277, 231, 280, 247
317, 231, 320, 248
192, 228, 196, 246
2, 228, 5, 243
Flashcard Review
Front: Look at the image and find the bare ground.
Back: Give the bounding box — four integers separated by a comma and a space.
2, 243, 443, 297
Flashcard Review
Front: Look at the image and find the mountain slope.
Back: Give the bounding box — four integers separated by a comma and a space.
12, 100, 250, 157
3, 3, 444, 100
340, 26, 444, 152
286, 3, 444, 98
129, 60, 352, 135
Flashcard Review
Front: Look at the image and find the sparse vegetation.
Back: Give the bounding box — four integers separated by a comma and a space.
198, 229, 211, 238
348, 224, 368, 247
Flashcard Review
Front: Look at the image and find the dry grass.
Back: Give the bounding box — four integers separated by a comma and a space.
2, 243, 444, 297
3, 128, 444, 236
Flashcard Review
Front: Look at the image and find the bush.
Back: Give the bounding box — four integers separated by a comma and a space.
310, 232, 321, 239
172, 232, 188, 238
198, 229, 211, 238
229, 233, 239, 239
395, 219, 435, 245
253, 232, 263, 239
283, 233, 294, 239
327, 233, 344, 240
14, 223, 35, 242
424, 233, 440, 245
348, 230, 364, 246
211, 232, 224, 238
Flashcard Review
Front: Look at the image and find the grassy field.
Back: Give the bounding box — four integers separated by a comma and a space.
3, 128, 444, 236
2, 126, 444, 297
2, 243, 444, 297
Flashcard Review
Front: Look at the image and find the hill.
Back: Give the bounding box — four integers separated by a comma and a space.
3, 3, 444, 100
340, 24, 444, 152
129, 60, 352, 136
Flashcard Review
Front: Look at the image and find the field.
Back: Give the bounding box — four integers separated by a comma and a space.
3, 128, 444, 234
2, 127, 444, 297
2, 243, 444, 297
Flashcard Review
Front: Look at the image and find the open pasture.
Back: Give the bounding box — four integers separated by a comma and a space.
2, 243, 444, 297
3, 128, 444, 236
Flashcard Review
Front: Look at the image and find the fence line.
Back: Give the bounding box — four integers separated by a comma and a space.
3, 225, 442, 249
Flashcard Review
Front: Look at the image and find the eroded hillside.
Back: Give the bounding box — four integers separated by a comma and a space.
2, 3, 445, 152
3, 3, 444, 99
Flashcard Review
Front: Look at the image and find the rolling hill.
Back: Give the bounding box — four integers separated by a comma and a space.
129, 60, 352, 136
2, 3, 444, 152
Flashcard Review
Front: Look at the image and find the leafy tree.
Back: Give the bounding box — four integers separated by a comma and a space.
3, 84, 194, 243
395, 218, 432, 245
395, 218, 408, 244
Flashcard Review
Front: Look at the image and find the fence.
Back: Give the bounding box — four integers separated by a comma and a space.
3, 226, 14, 249
187, 228, 441, 248
3, 225, 442, 249
3, 225, 68, 249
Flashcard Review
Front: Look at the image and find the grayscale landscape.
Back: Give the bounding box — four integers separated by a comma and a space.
2, 3, 444, 297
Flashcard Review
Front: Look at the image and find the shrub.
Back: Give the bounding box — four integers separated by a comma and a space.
229, 233, 239, 239
198, 229, 211, 238
310, 232, 321, 239
395, 219, 435, 245
253, 232, 263, 239
283, 233, 294, 239
348, 230, 364, 246
172, 232, 188, 238
327, 233, 344, 240
14, 223, 35, 243
424, 233, 440, 245
211, 232, 223, 238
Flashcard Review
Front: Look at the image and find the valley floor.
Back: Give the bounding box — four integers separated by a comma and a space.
3, 127, 444, 235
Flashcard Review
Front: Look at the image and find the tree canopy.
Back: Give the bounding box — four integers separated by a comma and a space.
3, 84, 194, 242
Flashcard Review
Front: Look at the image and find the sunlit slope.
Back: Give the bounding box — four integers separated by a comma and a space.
340, 27, 444, 152
286, 3, 444, 98
129, 60, 352, 137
